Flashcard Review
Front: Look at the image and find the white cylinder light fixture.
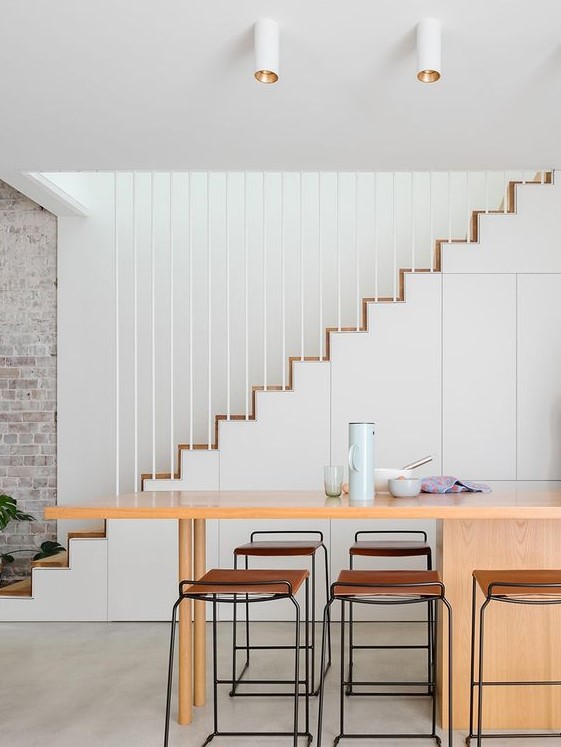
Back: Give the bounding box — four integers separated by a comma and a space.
254, 19, 279, 84
416, 18, 441, 83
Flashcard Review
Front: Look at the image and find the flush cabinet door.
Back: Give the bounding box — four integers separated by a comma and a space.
442, 273, 516, 480
517, 274, 561, 479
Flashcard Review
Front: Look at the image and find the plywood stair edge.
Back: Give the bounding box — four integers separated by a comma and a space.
31, 551, 69, 569
141, 172, 554, 487
0, 578, 32, 596
0, 525, 107, 598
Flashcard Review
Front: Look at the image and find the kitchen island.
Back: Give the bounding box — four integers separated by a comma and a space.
46, 483, 561, 729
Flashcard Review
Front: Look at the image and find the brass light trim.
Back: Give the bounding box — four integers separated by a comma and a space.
417, 69, 441, 84
255, 69, 279, 84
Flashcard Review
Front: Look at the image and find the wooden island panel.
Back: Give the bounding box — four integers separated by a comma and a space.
440, 518, 561, 728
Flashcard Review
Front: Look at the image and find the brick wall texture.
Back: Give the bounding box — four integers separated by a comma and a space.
0, 181, 57, 579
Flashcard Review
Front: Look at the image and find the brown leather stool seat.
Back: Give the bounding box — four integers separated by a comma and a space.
467, 568, 561, 745
232, 530, 331, 696
164, 568, 312, 747
350, 539, 432, 560
347, 531, 433, 699
316, 569, 453, 746
235, 540, 323, 557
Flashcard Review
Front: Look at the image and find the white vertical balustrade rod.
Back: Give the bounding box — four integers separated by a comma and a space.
411, 172, 416, 272
393, 172, 397, 299
114, 173, 120, 494
150, 172, 156, 477
300, 172, 305, 359
132, 172, 138, 491
485, 171, 489, 214
318, 172, 323, 359
226, 173, 231, 419
281, 173, 286, 388
429, 171, 434, 271
207, 173, 212, 447
336, 173, 341, 330
448, 171, 452, 242
263, 173, 268, 387
541, 170, 545, 184
374, 172, 378, 302
355, 174, 360, 330
504, 170, 508, 213
188, 173, 193, 448
466, 171, 470, 243
169, 173, 174, 475
244, 173, 249, 418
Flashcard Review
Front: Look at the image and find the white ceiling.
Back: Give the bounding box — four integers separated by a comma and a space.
1, 0, 560, 171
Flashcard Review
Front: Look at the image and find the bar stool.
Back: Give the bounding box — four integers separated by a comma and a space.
467, 569, 561, 746
317, 569, 453, 746
347, 530, 433, 696
232, 530, 331, 695
164, 568, 313, 747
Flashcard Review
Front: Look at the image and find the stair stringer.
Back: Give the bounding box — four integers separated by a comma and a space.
0, 536, 108, 621
330, 271, 442, 475
140, 362, 331, 621
443, 178, 561, 274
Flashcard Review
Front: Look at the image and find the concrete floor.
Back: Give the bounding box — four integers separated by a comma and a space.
0, 621, 555, 747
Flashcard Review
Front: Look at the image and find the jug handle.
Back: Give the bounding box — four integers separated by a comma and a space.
348, 444, 361, 472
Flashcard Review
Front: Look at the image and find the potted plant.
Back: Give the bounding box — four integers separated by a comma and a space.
0, 494, 64, 580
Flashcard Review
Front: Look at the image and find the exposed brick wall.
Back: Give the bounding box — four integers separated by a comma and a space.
0, 181, 57, 580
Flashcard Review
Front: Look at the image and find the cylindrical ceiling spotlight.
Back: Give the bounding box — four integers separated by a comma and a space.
416, 18, 441, 83
254, 19, 279, 84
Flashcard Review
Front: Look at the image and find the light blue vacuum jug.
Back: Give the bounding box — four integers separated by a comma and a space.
348, 422, 375, 500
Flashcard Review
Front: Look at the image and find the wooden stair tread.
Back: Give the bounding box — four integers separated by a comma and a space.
0, 579, 32, 597
31, 550, 68, 569
67, 530, 106, 541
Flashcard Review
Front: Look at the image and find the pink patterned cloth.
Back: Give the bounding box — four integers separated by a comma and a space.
421, 476, 492, 494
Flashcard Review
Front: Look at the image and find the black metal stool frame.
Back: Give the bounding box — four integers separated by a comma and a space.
164, 577, 312, 747
231, 529, 331, 696
317, 579, 453, 747
466, 577, 561, 746
348, 530, 434, 698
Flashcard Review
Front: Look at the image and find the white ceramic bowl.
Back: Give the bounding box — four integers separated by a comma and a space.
374, 468, 413, 493
387, 477, 422, 498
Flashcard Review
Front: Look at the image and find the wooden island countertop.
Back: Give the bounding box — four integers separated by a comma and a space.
44, 482, 561, 521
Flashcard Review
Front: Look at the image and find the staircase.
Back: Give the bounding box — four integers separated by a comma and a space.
0, 170, 556, 622
0, 528, 108, 620
144, 171, 553, 481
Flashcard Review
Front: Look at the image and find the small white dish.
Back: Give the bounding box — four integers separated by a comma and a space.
375, 468, 413, 493
388, 477, 422, 498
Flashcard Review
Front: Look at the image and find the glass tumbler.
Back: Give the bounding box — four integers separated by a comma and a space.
324, 466, 344, 497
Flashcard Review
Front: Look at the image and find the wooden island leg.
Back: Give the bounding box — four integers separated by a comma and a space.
178, 518, 193, 724
194, 518, 207, 707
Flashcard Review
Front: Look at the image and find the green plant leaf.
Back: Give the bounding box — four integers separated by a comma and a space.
14, 509, 35, 522
0, 553, 15, 563
0, 495, 35, 531
33, 541, 65, 560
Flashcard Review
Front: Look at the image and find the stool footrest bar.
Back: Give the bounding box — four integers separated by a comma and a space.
333, 733, 441, 742
351, 643, 429, 650
466, 733, 561, 743
473, 679, 561, 686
